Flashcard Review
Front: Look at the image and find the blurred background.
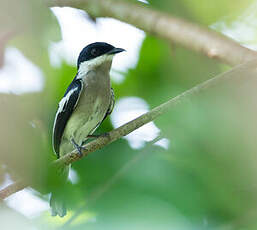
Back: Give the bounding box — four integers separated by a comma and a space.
1, 0, 257, 229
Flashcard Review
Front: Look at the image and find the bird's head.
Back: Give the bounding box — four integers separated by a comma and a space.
77, 42, 125, 71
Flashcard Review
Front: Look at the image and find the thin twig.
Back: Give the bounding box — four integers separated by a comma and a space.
0, 181, 26, 200
48, 0, 257, 66
1, 59, 257, 199
53, 59, 257, 167
63, 135, 164, 227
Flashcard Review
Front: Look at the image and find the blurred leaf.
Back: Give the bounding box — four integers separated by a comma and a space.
116, 35, 224, 107
181, 0, 255, 24
0, 93, 48, 186
1, 0, 257, 229
147, 0, 254, 24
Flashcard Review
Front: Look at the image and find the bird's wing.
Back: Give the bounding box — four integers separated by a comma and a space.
53, 79, 83, 158
102, 87, 115, 122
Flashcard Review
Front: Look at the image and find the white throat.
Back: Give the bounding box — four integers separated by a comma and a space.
77, 54, 114, 77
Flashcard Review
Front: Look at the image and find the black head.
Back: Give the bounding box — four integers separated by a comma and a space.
77, 42, 125, 68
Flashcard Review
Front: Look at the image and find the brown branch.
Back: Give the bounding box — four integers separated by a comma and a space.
0, 181, 26, 200
64, 135, 164, 227
48, 0, 257, 66
2, 59, 257, 199
53, 59, 257, 166
0, 0, 256, 201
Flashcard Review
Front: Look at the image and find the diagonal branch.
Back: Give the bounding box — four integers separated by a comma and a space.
0, 181, 26, 200
48, 0, 257, 66
1, 59, 257, 199
63, 135, 164, 227
53, 59, 257, 166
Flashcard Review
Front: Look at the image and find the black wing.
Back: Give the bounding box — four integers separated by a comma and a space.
53, 79, 83, 158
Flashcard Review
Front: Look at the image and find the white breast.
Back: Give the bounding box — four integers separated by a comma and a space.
62, 68, 111, 148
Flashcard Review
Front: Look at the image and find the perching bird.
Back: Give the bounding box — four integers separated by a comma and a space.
51, 42, 125, 217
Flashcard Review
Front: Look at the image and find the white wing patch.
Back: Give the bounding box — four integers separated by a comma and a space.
52, 87, 80, 138
58, 96, 68, 112
59, 88, 77, 112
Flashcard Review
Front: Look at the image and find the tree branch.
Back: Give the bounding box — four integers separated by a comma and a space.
53, 59, 257, 166
48, 0, 257, 66
64, 135, 164, 227
0, 181, 26, 200
1, 59, 257, 199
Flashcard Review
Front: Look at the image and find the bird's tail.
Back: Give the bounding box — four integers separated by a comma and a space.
50, 165, 69, 217
50, 192, 67, 217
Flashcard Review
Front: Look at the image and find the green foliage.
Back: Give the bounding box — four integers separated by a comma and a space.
1, 0, 257, 229
147, 0, 254, 24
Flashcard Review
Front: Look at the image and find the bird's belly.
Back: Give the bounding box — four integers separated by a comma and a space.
75, 100, 106, 142
63, 93, 110, 146
59, 69, 111, 156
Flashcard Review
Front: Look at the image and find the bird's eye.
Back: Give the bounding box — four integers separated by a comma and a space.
91, 48, 99, 56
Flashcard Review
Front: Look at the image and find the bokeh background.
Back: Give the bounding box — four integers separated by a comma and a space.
1, 0, 257, 229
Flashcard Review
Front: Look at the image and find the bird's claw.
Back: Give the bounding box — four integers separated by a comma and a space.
71, 138, 85, 157
76, 145, 86, 157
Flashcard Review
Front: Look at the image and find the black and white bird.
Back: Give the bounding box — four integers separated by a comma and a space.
51, 42, 125, 217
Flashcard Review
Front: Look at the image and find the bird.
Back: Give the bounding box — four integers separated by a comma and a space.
51, 42, 125, 217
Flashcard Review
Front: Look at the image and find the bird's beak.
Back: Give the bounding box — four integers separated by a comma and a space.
107, 47, 126, 55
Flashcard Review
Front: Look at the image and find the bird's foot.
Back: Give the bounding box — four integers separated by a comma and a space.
71, 138, 85, 157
